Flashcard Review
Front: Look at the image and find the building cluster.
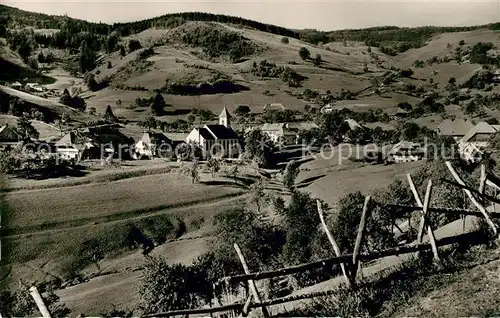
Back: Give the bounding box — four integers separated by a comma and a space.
0, 106, 322, 163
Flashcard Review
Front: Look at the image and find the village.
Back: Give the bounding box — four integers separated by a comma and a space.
3, 3, 500, 317
1, 83, 498, 168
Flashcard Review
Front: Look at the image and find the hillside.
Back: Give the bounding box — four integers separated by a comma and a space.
2, 4, 500, 317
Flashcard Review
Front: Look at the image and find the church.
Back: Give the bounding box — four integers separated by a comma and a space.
185, 107, 241, 159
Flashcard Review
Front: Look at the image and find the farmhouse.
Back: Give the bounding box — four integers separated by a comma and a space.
10, 81, 23, 90
25, 83, 45, 93
320, 104, 334, 114
387, 141, 425, 163
493, 69, 500, 83
185, 107, 240, 159
437, 118, 474, 140
458, 122, 500, 162
261, 122, 319, 146
263, 103, 286, 112
0, 125, 21, 150
55, 131, 94, 161
261, 123, 296, 145
134, 131, 173, 159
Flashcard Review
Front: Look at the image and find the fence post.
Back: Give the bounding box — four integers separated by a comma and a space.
351, 196, 371, 283
233, 244, 270, 318
445, 161, 499, 238
29, 286, 52, 318
317, 200, 353, 288
407, 175, 440, 262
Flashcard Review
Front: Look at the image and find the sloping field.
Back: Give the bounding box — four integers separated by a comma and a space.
297, 145, 423, 207
85, 21, 378, 119
54, 236, 210, 316
5, 172, 245, 232
0, 85, 96, 123
0, 114, 61, 141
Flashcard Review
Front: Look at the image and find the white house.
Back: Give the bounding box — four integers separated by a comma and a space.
25, 83, 45, 93
387, 141, 425, 163
261, 123, 296, 146
263, 103, 286, 112
458, 122, 500, 162
0, 125, 21, 150
134, 131, 173, 159
10, 81, 23, 90
261, 122, 319, 146
55, 131, 92, 161
320, 104, 334, 114
185, 107, 240, 159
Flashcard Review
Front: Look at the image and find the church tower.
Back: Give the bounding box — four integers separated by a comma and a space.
219, 107, 232, 128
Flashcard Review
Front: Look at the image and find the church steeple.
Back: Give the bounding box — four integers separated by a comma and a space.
219, 107, 232, 128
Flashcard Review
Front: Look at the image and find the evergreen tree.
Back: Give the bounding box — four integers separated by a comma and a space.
151, 92, 166, 116
79, 40, 97, 73
104, 105, 119, 122
16, 113, 39, 142
59, 88, 72, 106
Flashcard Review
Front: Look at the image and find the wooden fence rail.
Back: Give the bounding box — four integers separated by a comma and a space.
216, 230, 478, 285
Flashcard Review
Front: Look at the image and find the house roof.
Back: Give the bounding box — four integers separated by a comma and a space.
345, 119, 363, 130
460, 122, 499, 143
55, 132, 88, 150
0, 125, 19, 143
263, 103, 286, 111
285, 122, 319, 131
389, 141, 422, 154
437, 119, 474, 136
198, 128, 215, 140
262, 123, 286, 131
204, 124, 239, 139
261, 123, 296, 136
139, 132, 172, 145
219, 107, 232, 118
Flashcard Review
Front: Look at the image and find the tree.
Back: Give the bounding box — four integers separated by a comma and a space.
104, 105, 119, 122
59, 88, 72, 106
128, 39, 142, 52
119, 45, 126, 56
182, 159, 200, 183
234, 105, 251, 117
329, 191, 394, 254
299, 47, 310, 60
448, 77, 456, 84
283, 159, 300, 190
244, 129, 276, 168
313, 54, 322, 66
1, 283, 70, 317
88, 107, 97, 116
248, 178, 266, 214
206, 157, 220, 177
151, 92, 166, 116
281, 37, 289, 44
107, 61, 112, 69
79, 40, 97, 73
16, 113, 39, 142
85, 72, 98, 91
140, 256, 210, 313
105, 34, 119, 53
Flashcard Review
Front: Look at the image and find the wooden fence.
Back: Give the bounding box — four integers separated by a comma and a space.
26, 161, 500, 318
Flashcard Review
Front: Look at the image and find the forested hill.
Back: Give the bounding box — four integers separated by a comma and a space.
1, 3, 500, 54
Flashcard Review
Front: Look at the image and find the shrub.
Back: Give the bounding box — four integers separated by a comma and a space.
281, 36, 289, 44
128, 39, 142, 52
299, 47, 310, 60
